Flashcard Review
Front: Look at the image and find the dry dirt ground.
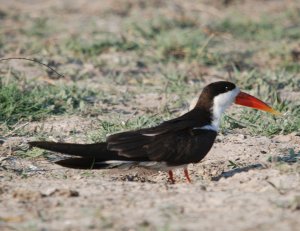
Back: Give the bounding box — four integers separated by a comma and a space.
1, 1, 300, 231
1, 132, 300, 231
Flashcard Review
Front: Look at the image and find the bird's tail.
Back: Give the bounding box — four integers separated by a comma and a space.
28, 141, 147, 169
29, 141, 110, 158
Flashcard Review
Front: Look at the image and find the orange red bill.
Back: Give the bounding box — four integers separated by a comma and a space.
235, 91, 281, 115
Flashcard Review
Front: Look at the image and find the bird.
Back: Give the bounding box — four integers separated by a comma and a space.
29, 81, 280, 183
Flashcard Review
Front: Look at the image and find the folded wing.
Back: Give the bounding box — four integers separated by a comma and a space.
107, 108, 212, 163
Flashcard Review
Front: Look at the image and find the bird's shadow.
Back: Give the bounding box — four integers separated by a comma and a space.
211, 163, 263, 181
54, 157, 109, 169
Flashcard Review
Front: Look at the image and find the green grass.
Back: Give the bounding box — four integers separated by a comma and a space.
66, 36, 139, 56
1, 2, 300, 141
0, 79, 97, 125
16, 147, 45, 159
154, 29, 210, 61
235, 105, 299, 136
63, 16, 209, 62
128, 16, 198, 40
211, 16, 300, 41
21, 17, 52, 37
227, 160, 241, 169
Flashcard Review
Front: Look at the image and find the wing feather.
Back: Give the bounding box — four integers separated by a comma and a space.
106, 108, 212, 163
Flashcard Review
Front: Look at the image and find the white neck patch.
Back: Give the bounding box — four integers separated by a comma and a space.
211, 87, 240, 128
195, 124, 218, 132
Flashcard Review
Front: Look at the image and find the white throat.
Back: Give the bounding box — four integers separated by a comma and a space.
211, 88, 240, 129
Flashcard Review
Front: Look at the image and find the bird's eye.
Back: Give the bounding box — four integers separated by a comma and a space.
225, 86, 229, 91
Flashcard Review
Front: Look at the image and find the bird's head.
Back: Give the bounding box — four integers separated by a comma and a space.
195, 81, 280, 127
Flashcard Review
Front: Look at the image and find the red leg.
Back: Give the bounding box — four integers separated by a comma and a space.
184, 168, 192, 183
168, 170, 175, 184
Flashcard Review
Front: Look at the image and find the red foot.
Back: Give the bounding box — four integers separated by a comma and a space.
168, 170, 175, 184
184, 168, 192, 183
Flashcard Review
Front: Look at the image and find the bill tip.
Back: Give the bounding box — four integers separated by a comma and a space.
270, 109, 282, 116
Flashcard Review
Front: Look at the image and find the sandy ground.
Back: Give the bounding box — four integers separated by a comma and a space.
1, 132, 300, 231
0, 0, 300, 231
